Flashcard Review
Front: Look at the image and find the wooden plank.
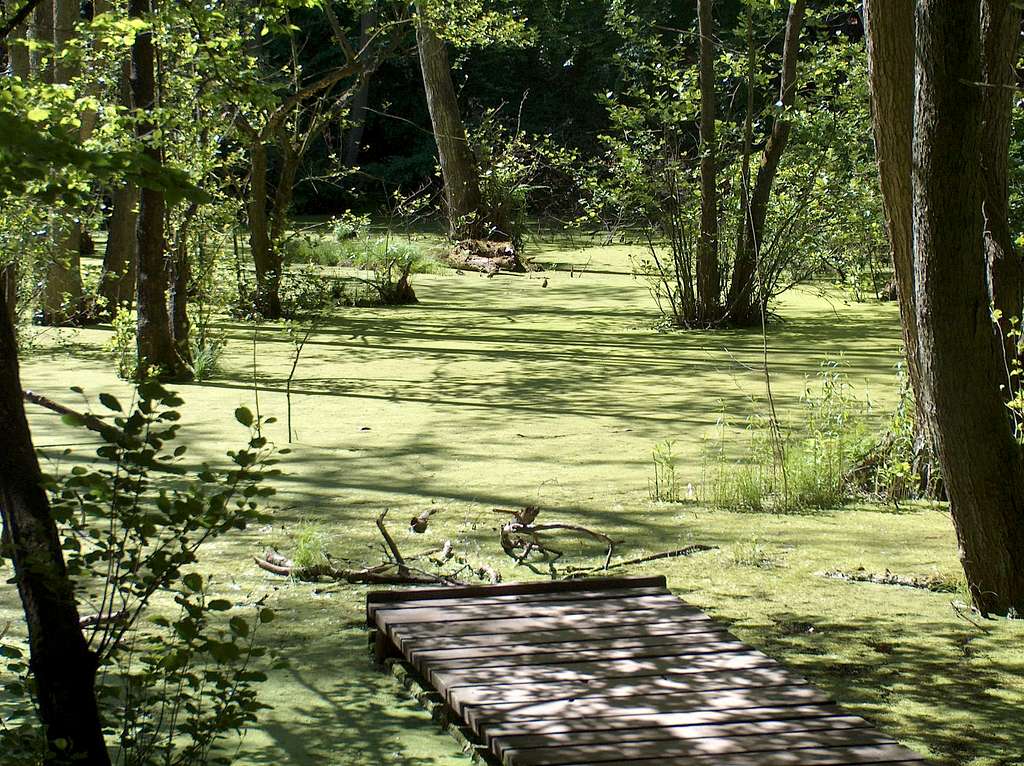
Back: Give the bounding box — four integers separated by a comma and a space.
447, 665, 809, 715
365, 576, 667, 622
502, 722, 892, 765
561, 744, 926, 766
386, 607, 711, 643
423, 638, 749, 673
367, 585, 671, 618
433, 650, 775, 690
467, 684, 833, 730
400, 619, 725, 653
377, 594, 698, 633
478, 704, 853, 741
409, 627, 735, 665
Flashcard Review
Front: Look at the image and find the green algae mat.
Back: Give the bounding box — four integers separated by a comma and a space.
4, 240, 1023, 765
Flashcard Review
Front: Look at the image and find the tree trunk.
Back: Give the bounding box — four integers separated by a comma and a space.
980, 0, 1023, 328
3, 20, 30, 327
695, 0, 720, 324
911, 0, 1024, 616
169, 204, 197, 367
863, 0, 940, 496
0, 290, 110, 765
9, 17, 30, 79
98, 183, 139, 316
39, 0, 86, 327
726, 0, 806, 325
343, 9, 376, 167
34, 0, 84, 325
247, 140, 282, 319
130, 0, 183, 379
415, 6, 485, 240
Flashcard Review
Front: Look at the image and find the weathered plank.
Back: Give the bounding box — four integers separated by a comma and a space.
501, 725, 897, 765
366, 575, 667, 620
433, 650, 775, 690
369, 578, 924, 765
447, 665, 809, 714
466, 684, 834, 730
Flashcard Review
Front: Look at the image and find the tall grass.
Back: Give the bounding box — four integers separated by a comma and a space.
701, 361, 874, 513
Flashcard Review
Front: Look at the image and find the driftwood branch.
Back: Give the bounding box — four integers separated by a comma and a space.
566, 545, 717, 578
495, 507, 619, 572
23, 390, 136, 448
254, 548, 460, 585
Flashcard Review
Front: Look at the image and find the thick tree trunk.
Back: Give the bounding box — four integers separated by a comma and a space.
130, 0, 183, 379
169, 204, 197, 366
38, 0, 85, 327
97, 63, 137, 317
980, 0, 1023, 328
864, 0, 939, 496
343, 9, 376, 167
415, 7, 485, 240
912, 0, 1024, 616
247, 140, 282, 319
3, 21, 30, 326
0, 290, 110, 765
9, 18, 30, 79
98, 183, 139, 316
695, 0, 720, 324
727, 0, 805, 325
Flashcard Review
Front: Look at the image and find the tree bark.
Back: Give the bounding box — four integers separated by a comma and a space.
695, 0, 720, 324
39, 0, 85, 327
911, 0, 1024, 616
980, 0, 1023, 328
98, 183, 139, 316
130, 0, 183, 379
864, 0, 940, 495
169, 203, 197, 366
0, 290, 110, 765
246, 139, 282, 319
415, 6, 485, 240
343, 9, 376, 167
726, 0, 805, 325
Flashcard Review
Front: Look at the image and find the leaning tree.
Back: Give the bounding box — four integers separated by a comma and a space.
866, 0, 1024, 616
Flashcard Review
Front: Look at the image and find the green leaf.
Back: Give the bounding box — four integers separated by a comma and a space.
182, 573, 203, 592
258, 607, 274, 624
98, 393, 123, 412
207, 599, 232, 611
234, 407, 254, 427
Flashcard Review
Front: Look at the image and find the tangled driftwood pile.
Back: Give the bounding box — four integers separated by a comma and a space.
255, 505, 715, 586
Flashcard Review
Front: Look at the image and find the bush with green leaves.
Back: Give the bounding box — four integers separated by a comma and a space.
0, 383, 282, 764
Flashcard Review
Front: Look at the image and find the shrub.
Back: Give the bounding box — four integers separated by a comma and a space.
0, 385, 282, 764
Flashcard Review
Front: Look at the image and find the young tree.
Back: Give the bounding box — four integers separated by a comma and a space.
868, 0, 1024, 615
726, 0, 806, 323
0, 289, 110, 764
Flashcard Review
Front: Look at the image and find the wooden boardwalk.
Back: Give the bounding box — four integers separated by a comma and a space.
367, 576, 925, 766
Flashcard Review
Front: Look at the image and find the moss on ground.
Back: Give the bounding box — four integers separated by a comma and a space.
3, 237, 1022, 765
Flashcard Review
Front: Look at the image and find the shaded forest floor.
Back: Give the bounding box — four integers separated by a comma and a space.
4, 237, 1023, 765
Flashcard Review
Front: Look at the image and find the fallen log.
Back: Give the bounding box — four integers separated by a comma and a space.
449, 239, 529, 274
